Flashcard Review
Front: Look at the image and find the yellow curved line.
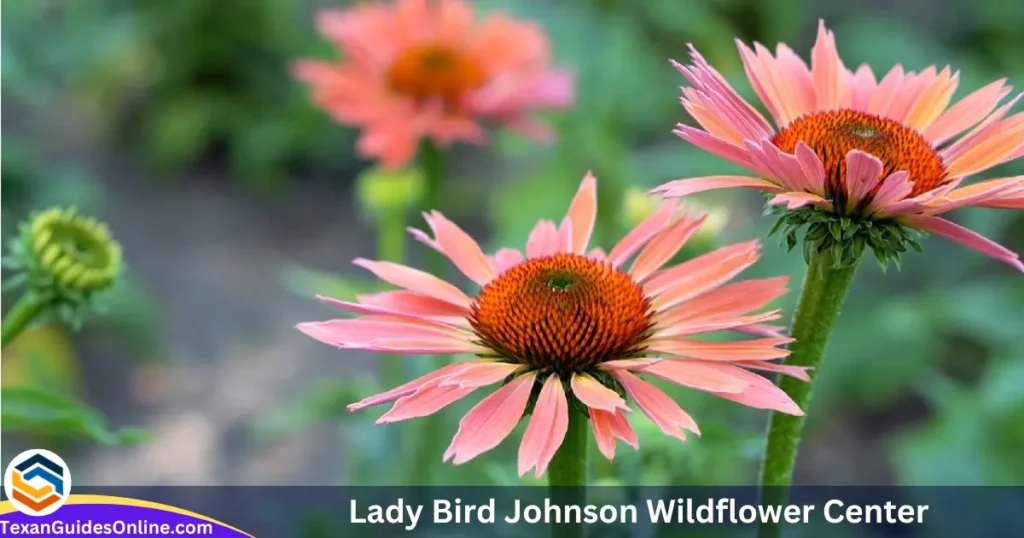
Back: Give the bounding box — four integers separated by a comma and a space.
11, 470, 55, 500
0, 495, 254, 537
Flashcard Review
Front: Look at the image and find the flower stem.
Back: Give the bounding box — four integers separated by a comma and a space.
757, 249, 860, 538
377, 208, 408, 390
409, 140, 451, 485
1, 293, 47, 349
548, 405, 589, 538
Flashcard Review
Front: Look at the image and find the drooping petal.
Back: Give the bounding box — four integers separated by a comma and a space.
648, 337, 793, 361
943, 112, 1024, 178
319, 292, 470, 327
570, 373, 629, 412
672, 124, 761, 170
296, 317, 469, 348
439, 361, 521, 388
353, 258, 472, 308
768, 191, 832, 210
444, 372, 537, 465
736, 360, 813, 382
599, 358, 663, 371
651, 176, 782, 199
613, 370, 700, 441
590, 409, 638, 461
658, 276, 790, 323
518, 375, 569, 477
377, 377, 477, 423
348, 360, 488, 411
903, 215, 1024, 271
696, 363, 804, 415
922, 176, 1024, 214
640, 360, 751, 394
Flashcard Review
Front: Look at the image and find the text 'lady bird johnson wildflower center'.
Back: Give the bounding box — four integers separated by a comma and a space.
349, 497, 930, 530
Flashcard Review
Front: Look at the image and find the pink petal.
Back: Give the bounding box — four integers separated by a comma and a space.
590, 409, 638, 461
649, 337, 793, 361
672, 124, 760, 170
438, 361, 521, 388
655, 310, 784, 339
490, 248, 524, 274
660, 276, 791, 322
736, 360, 813, 382
570, 373, 629, 412
641, 360, 751, 394
295, 316, 467, 347
376, 378, 477, 424
944, 112, 1024, 178
646, 240, 762, 311
903, 215, 1024, 272
768, 191, 832, 210
867, 65, 907, 117
924, 176, 1024, 213
444, 372, 537, 465
673, 48, 775, 141
811, 20, 849, 111
348, 360, 487, 411
844, 150, 884, 208
651, 175, 781, 199
319, 292, 469, 327
613, 370, 699, 441
560, 172, 598, 254
923, 78, 1011, 145
697, 363, 804, 415
847, 64, 877, 112
606, 199, 680, 268
866, 171, 914, 216
518, 375, 569, 477
352, 258, 471, 308
732, 323, 789, 338
420, 211, 497, 286
599, 358, 663, 371
629, 213, 707, 282
903, 67, 959, 132
525, 220, 561, 258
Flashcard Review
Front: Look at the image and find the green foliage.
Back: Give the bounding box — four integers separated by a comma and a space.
1, 387, 148, 445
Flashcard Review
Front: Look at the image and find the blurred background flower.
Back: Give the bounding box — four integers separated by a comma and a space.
3, 0, 1023, 510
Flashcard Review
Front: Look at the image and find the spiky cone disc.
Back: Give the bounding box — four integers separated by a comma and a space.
3, 207, 124, 328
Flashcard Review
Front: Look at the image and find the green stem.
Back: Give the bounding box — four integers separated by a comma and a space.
548, 405, 589, 538
409, 140, 451, 485
757, 249, 860, 538
1, 294, 47, 349
377, 209, 408, 390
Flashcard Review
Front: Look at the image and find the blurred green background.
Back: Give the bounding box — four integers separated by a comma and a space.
2, 0, 1023, 498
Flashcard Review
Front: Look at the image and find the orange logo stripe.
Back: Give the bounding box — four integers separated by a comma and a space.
11, 490, 61, 512
11, 471, 55, 500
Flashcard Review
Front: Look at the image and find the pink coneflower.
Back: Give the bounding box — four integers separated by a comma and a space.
657, 20, 1024, 270
297, 173, 805, 478
293, 0, 573, 168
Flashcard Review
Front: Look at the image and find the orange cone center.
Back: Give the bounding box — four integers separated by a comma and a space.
771, 110, 948, 199
470, 254, 654, 374
388, 44, 487, 104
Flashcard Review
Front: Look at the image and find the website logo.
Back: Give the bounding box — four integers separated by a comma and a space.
3, 449, 72, 516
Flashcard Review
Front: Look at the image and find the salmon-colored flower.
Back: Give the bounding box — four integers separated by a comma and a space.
293, 0, 573, 168
297, 173, 805, 477
657, 20, 1024, 270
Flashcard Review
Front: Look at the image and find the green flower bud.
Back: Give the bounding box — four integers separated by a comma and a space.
4, 207, 124, 327
355, 165, 427, 219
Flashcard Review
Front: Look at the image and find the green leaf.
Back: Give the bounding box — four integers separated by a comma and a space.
1, 387, 148, 445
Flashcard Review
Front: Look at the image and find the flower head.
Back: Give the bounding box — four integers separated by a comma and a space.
297, 173, 805, 477
294, 0, 574, 168
656, 21, 1024, 270
3, 207, 124, 327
